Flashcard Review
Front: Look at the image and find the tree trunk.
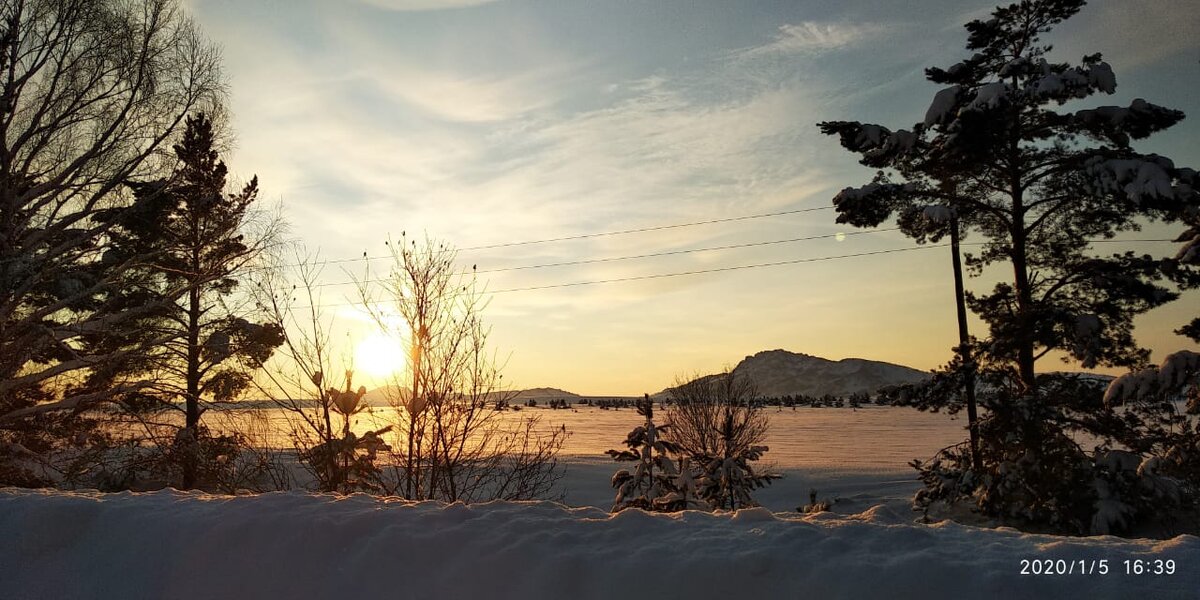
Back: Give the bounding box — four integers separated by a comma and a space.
950, 215, 982, 472
406, 340, 420, 499
183, 285, 201, 489
1004, 103, 1037, 395
1010, 197, 1037, 394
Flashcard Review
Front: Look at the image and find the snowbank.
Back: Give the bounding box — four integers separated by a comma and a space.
2, 489, 1196, 599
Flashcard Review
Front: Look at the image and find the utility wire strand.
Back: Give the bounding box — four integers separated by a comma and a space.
307, 235, 1177, 289
303, 205, 837, 266
1087, 239, 1176, 244
489, 245, 947, 294
461, 206, 837, 250
310, 228, 899, 289
286, 236, 1183, 308
291, 244, 948, 308
298, 229, 1177, 271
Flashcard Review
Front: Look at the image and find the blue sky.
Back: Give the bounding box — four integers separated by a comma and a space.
189, 0, 1200, 394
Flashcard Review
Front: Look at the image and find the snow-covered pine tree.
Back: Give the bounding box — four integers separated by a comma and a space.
606, 395, 699, 512
1176, 207, 1200, 347
663, 372, 780, 510
818, 0, 1200, 534
1096, 225, 1200, 533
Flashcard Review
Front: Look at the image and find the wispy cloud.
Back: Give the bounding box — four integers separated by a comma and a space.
358, 0, 501, 11
734, 21, 886, 59
1079, 0, 1200, 69
214, 6, 866, 341
370, 69, 552, 123
192, 0, 1200, 393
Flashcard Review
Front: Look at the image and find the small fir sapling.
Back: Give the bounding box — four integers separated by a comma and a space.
691, 412, 781, 510
299, 370, 392, 494
606, 396, 700, 512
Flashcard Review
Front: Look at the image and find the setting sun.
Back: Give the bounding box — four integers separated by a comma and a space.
355, 333, 407, 379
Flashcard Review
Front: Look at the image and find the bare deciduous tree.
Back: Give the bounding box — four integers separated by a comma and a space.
0, 0, 222, 485
664, 371, 769, 461
363, 234, 566, 502
252, 250, 392, 494
664, 370, 778, 510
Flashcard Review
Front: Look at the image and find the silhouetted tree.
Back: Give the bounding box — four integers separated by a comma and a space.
252, 250, 377, 493
1170, 209, 1200, 348
690, 412, 779, 511
0, 0, 222, 486
89, 113, 283, 489
363, 234, 566, 502
664, 372, 767, 459
1098, 215, 1200, 528
819, 0, 1200, 534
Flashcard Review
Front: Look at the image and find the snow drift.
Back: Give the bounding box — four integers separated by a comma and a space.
2, 489, 1195, 599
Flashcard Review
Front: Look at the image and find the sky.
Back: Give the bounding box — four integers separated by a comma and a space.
187, 0, 1200, 395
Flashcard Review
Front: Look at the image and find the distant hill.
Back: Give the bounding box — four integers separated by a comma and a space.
362, 385, 406, 407
656, 350, 1123, 399
512, 387, 580, 400
659, 349, 931, 399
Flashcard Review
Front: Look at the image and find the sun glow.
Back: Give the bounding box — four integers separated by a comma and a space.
355, 333, 407, 380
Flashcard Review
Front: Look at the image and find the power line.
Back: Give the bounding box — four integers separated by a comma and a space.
289, 244, 948, 308
299, 231, 1176, 272
282, 236, 1185, 308
309, 228, 899, 289
303, 235, 1178, 290
489, 245, 946, 294
292, 204, 836, 267
461, 206, 837, 250
1087, 239, 1175, 244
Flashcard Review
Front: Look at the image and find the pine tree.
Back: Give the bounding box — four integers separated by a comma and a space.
92, 114, 283, 489
692, 411, 779, 510
1100, 224, 1200, 529
607, 396, 698, 512
1095, 204, 1200, 531
819, 0, 1200, 534
297, 370, 392, 493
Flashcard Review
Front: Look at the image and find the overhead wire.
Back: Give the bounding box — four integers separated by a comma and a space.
288, 243, 952, 309
279, 204, 837, 267
280, 234, 1183, 308
486, 245, 949, 294
298, 233, 1179, 291
308, 228, 900, 289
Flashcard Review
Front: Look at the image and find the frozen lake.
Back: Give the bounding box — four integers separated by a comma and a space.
533, 404, 968, 511
220, 403, 970, 465
204, 403, 977, 512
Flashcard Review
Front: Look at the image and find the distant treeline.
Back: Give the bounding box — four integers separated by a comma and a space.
512, 392, 887, 410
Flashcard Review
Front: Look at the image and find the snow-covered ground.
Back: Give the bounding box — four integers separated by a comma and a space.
1, 488, 1195, 599
6, 405, 1192, 599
